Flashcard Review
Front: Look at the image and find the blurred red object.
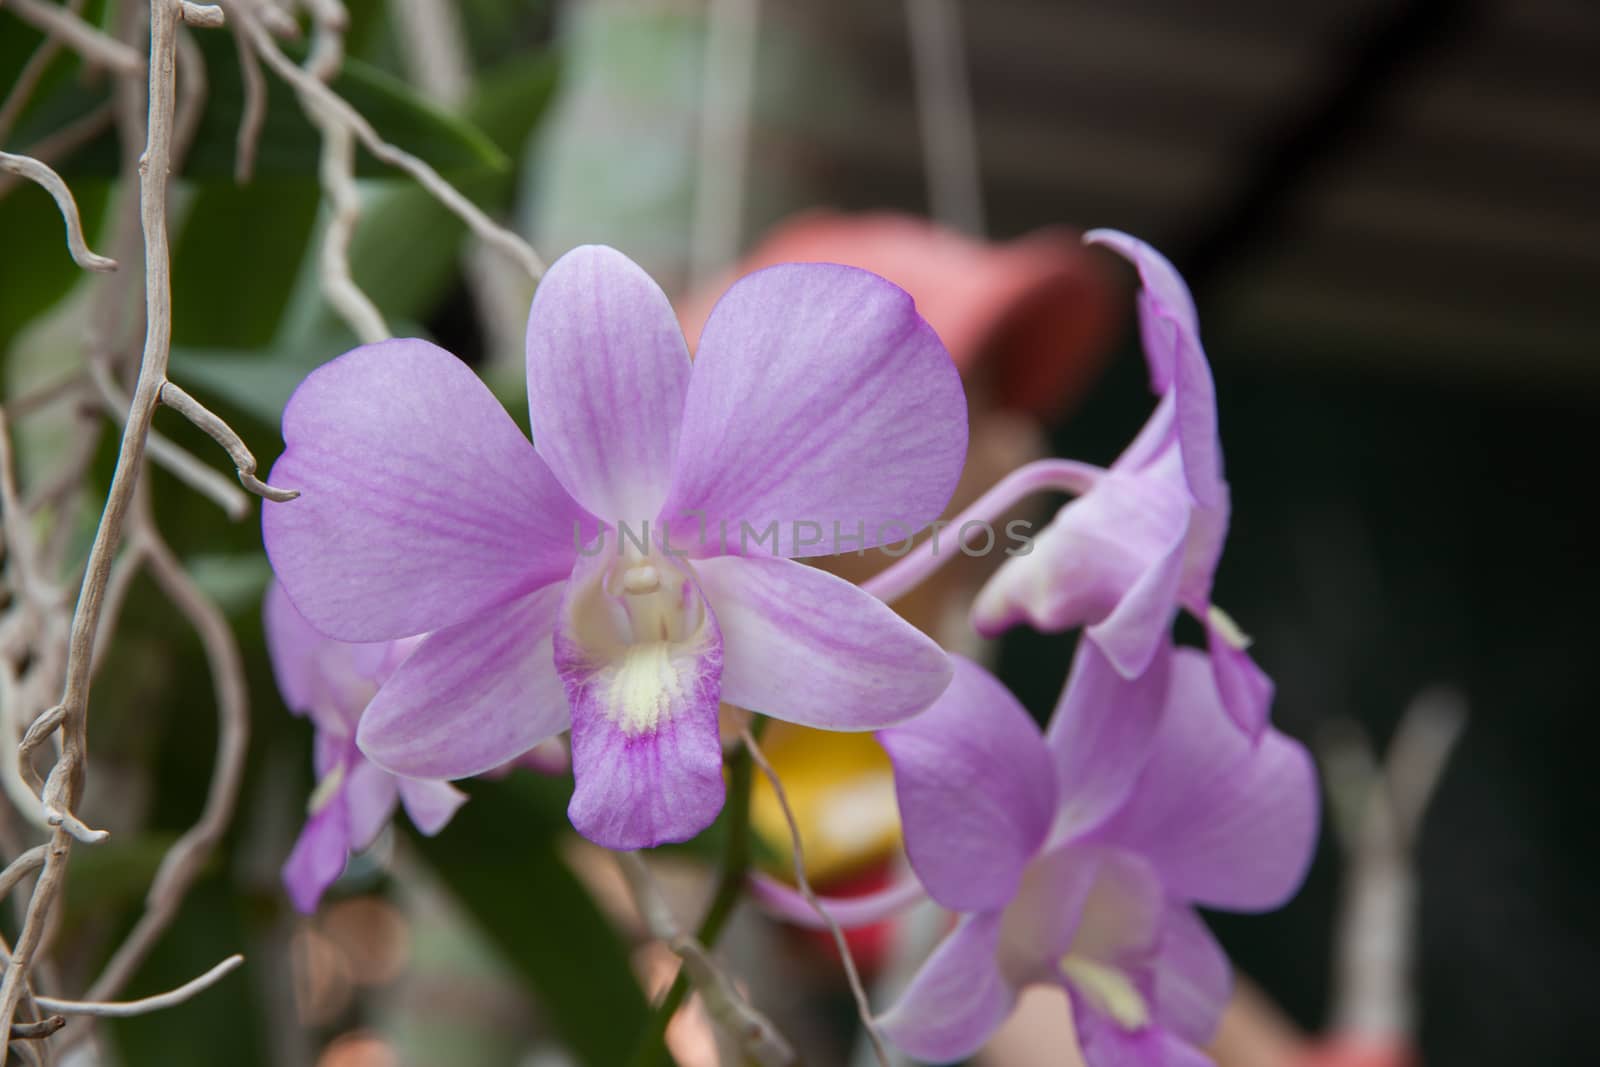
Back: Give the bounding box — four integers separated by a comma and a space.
678, 211, 1120, 420
1293, 1038, 1420, 1067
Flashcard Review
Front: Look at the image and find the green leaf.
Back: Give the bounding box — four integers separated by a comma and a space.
46, 36, 508, 180
407, 775, 665, 1067
346, 55, 560, 323
169, 181, 322, 349
0, 179, 110, 352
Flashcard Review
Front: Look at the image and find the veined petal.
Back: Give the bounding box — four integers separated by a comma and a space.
357, 586, 569, 779
1048, 641, 1170, 842
1091, 650, 1318, 911
343, 759, 400, 852
525, 246, 691, 522
557, 548, 725, 849
1085, 230, 1223, 511
879, 656, 1056, 912
282, 802, 349, 914
264, 339, 590, 642
661, 263, 966, 558
397, 777, 467, 836
1152, 905, 1231, 1047
878, 911, 1016, 1064
693, 555, 951, 730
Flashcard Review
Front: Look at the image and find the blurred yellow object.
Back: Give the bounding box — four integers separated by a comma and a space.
748, 722, 901, 883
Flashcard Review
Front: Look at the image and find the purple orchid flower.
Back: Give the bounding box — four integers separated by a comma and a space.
262, 246, 966, 850
859, 647, 1316, 1065
972, 230, 1272, 737
264, 582, 465, 913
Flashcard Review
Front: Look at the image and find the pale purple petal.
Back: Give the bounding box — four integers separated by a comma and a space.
1090, 650, 1318, 911
557, 551, 725, 850
481, 737, 571, 778
878, 912, 1016, 1064
263, 338, 590, 642
525, 246, 691, 522
878, 656, 1056, 911
661, 263, 967, 558
357, 585, 569, 779
343, 759, 400, 851
974, 465, 1190, 681
1206, 611, 1273, 739
263, 581, 326, 715
1048, 641, 1170, 841
397, 777, 467, 836
565, 696, 725, 851
1085, 230, 1223, 510
1070, 1003, 1215, 1067
1152, 905, 1231, 1047
282, 802, 349, 914
693, 555, 951, 730
747, 871, 925, 930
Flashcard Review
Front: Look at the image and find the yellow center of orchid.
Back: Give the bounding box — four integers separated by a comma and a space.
1060, 955, 1150, 1030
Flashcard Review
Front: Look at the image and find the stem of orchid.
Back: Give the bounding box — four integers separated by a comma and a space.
863, 457, 1105, 605
628, 720, 765, 1067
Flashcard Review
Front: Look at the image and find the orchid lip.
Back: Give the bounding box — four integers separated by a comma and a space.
569, 546, 715, 736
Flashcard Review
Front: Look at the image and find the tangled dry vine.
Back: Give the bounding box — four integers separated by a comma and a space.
0, 4, 852, 1060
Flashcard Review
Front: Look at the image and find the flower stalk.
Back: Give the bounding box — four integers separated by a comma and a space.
628, 728, 759, 1067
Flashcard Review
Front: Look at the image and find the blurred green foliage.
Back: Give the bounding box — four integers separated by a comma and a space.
0, 2, 672, 1063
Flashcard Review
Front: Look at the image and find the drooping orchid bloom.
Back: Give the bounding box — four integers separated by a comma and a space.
262, 246, 965, 850
972, 230, 1273, 736
747, 647, 1315, 1064
264, 582, 465, 913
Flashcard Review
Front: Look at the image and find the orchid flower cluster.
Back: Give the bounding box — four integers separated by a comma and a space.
260, 231, 1317, 1065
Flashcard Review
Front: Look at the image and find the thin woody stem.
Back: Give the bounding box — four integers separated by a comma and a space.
627, 732, 759, 1067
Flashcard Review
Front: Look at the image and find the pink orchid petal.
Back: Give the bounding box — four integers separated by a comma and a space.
263, 580, 326, 715
397, 777, 467, 836
557, 550, 726, 850
662, 263, 966, 558
693, 555, 951, 730
1069, 1001, 1216, 1067
264, 339, 589, 642
344, 758, 400, 852
1085, 230, 1224, 511
1048, 641, 1171, 841
525, 246, 692, 522
282, 802, 349, 915
878, 656, 1056, 912
974, 465, 1190, 679
1153, 904, 1232, 1047
357, 585, 569, 779
878, 911, 1016, 1064
746, 870, 925, 930
1092, 650, 1318, 911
